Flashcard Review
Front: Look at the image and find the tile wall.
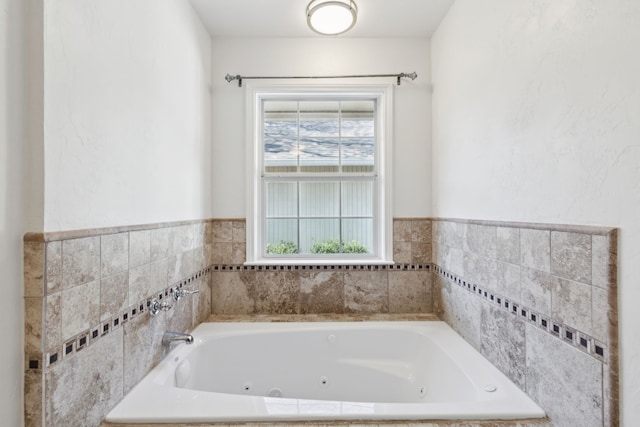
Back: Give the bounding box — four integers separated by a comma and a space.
23, 221, 213, 427
432, 219, 618, 427
23, 217, 618, 427
210, 219, 433, 315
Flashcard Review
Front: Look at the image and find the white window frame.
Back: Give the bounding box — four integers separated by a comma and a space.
245, 83, 393, 265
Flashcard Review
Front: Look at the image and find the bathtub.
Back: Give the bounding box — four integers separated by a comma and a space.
106, 321, 545, 424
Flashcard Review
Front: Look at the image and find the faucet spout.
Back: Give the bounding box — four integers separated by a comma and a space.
162, 331, 194, 348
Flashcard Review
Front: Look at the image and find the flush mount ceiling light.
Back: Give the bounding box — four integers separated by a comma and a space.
307, 0, 358, 36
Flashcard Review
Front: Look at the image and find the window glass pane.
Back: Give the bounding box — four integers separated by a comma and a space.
342, 137, 374, 172
300, 182, 339, 217
299, 101, 340, 174
299, 101, 339, 137
300, 138, 339, 173
264, 138, 298, 173
342, 218, 373, 253
266, 182, 297, 217
342, 181, 373, 217
264, 101, 298, 138
265, 219, 298, 254
341, 101, 375, 137
300, 219, 340, 254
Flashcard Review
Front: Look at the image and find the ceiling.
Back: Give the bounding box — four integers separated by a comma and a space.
189, 0, 455, 38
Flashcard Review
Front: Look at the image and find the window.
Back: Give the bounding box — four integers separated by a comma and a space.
246, 84, 393, 264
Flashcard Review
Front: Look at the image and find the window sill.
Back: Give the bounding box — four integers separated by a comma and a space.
244, 259, 395, 267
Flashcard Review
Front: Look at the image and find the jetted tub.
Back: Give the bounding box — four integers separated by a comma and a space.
106, 321, 545, 424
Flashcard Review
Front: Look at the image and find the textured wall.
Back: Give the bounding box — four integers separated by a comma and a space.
41, 0, 213, 231
431, 1, 639, 424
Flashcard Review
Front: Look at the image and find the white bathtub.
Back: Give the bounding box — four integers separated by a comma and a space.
106, 321, 545, 424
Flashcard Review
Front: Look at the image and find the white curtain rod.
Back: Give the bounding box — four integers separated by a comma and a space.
224, 72, 417, 87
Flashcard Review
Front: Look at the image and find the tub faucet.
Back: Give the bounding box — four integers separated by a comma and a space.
162, 331, 194, 348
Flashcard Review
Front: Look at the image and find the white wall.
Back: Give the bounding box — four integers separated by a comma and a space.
1, 0, 26, 424
210, 37, 431, 218
431, 0, 640, 424
43, 0, 213, 232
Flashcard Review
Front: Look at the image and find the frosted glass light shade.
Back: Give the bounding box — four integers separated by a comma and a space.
307, 0, 358, 36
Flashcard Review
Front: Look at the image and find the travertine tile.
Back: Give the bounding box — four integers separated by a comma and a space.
520, 229, 550, 273
552, 277, 592, 334
167, 254, 183, 284
434, 244, 464, 276
393, 219, 412, 242
231, 242, 246, 264
551, 231, 591, 284
191, 222, 205, 248
464, 223, 497, 259
411, 242, 431, 265
61, 280, 100, 340
445, 221, 465, 249
62, 237, 100, 290
211, 272, 253, 315
463, 252, 497, 291
192, 275, 212, 324
150, 227, 170, 261
45, 241, 62, 294
520, 268, 554, 316
44, 293, 62, 353
480, 304, 526, 389
100, 272, 129, 322
212, 242, 233, 264
181, 250, 195, 278
24, 369, 42, 427
393, 241, 412, 264
248, 271, 300, 314
496, 261, 520, 301
129, 230, 150, 268
25, 297, 43, 353
411, 219, 431, 242
169, 225, 193, 255
24, 242, 45, 297
496, 227, 520, 265
123, 309, 165, 393
389, 270, 432, 313
591, 285, 609, 343
149, 258, 169, 294
45, 329, 124, 427
100, 233, 129, 278
128, 264, 152, 306
434, 275, 481, 350
204, 221, 214, 245
300, 270, 344, 314
232, 221, 246, 242
592, 234, 615, 289
344, 270, 388, 313
212, 220, 233, 242
525, 324, 603, 427
168, 288, 195, 333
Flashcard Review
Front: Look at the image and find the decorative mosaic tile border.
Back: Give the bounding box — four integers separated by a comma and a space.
26, 267, 213, 371
212, 264, 431, 272
433, 265, 607, 362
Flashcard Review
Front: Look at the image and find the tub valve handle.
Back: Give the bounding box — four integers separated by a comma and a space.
149, 298, 172, 316
173, 288, 200, 301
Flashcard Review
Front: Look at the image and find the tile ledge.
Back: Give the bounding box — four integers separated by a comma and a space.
433, 217, 616, 235
207, 313, 440, 323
